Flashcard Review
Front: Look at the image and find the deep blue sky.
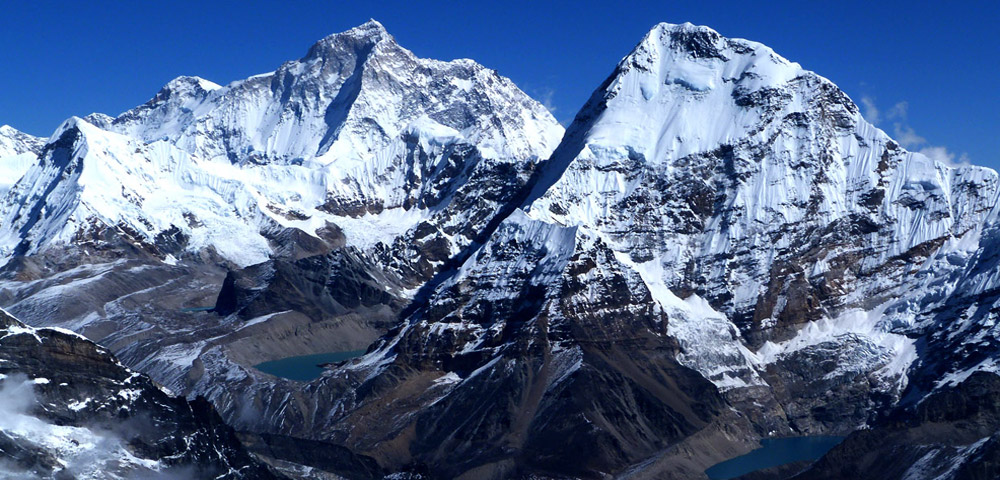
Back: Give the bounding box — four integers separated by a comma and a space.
1, 1, 997, 168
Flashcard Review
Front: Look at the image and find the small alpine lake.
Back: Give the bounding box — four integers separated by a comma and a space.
179, 306, 214, 313
254, 350, 367, 381
704, 435, 845, 480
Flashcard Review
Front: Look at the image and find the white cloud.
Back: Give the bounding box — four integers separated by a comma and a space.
0, 374, 171, 477
887, 101, 908, 120
918, 146, 971, 168
860, 96, 880, 124
863, 97, 971, 168
534, 87, 557, 115
893, 123, 927, 149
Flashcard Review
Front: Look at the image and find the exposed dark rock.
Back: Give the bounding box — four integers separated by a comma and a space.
796, 372, 1000, 480
214, 247, 404, 322
0, 310, 284, 479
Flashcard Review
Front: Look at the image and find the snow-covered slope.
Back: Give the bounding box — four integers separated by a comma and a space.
270, 23, 1000, 478
0, 125, 43, 159
110, 20, 559, 170
0, 125, 43, 198
108, 20, 563, 278
0, 117, 283, 266
520, 22, 1000, 400
3, 18, 1000, 480
0, 20, 563, 278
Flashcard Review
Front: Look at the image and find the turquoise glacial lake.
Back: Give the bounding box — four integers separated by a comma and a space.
254, 350, 367, 381
704, 436, 845, 480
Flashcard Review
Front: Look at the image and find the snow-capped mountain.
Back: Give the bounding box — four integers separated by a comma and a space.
261, 22, 1000, 478
0, 19, 562, 275
110, 20, 557, 169
0, 20, 565, 478
0, 125, 42, 159
522, 22, 1000, 407
1, 19, 999, 480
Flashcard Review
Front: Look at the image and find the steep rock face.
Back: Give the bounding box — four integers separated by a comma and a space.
0, 22, 563, 442
0, 309, 282, 479
797, 372, 1000, 480
214, 247, 404, 322
879, 217, 1000, 402
290, 211, 726, 478
263, 23, 1000, 478
520, 22, 998, 432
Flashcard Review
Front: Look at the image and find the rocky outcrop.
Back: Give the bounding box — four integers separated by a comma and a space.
215, 247, 404, 320
0, 309, 283, 479
282, 215, 727, 478
796, 371, 1000, 480
0, 22, 563, 463
267, 22, 1000, 478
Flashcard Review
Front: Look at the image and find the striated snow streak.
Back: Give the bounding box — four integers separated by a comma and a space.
523, 22, 999, 392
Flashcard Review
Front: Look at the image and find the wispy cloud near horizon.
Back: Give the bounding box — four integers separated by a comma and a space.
860, 96, 970, 168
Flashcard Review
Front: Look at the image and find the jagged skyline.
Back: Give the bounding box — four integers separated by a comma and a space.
2, 17, 1000, 478
1, 1, 997, 169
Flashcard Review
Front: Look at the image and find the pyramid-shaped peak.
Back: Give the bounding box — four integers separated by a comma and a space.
331, 18, 390, 41
633, 22, 730, 60
615, 21, 802, 80
654, 22, 721, 35
305, 19, 397, 59
354, 19, 388, 35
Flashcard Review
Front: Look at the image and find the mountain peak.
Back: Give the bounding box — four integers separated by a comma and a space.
640, 22, 726, 59
0, 124, 44, 159
653, 21, 721, 35
147, 76, 221, 105
0, 124, 35, 140
355, 18, 388, 36
610, 21, 803, 97
334, 18, 390, 43
305, 19, 396, 61
49, 115, 89, 139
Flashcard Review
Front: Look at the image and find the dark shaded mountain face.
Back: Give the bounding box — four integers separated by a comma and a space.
1, 19, 999, 480
0, 310, 283, 479
793, 372, 1000, 480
